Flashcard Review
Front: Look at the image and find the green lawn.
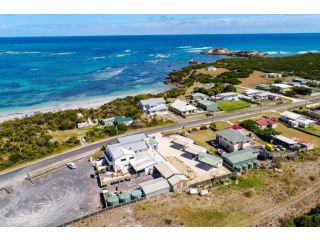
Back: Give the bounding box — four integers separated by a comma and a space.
218, 100, 251, 111
213, 121, 231, 131
302, 124, 320, 137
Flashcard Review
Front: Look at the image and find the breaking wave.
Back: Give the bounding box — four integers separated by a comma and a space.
0, 50, 42, 55
177, 46, 192, 49
91, 67, 125, 81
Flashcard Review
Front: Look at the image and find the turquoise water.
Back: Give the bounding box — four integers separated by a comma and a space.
0, 33, 319, 114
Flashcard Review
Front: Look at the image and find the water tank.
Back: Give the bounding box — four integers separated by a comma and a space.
119, 192, 131, 203
131, 189, 143, 200
106, 195, 119, 206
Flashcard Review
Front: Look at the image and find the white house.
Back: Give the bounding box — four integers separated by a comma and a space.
207, 66, 217, 71
216, 128, 251, 152
279, 111, 315, 128
213, 92, 239, 102
170, 99, 199, 116
264, 73, 282, 78
104, 133, 159, 173
77, 121, 89, 129
100, 117, 115, 126
138, 98, 168, 115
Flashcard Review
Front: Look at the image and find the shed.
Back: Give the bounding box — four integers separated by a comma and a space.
167, 174, 189, 192
198, 152, 223, 168
197, 100, 218, 111
184, 143, 207, 156
139, 177, 170, 198
222, 148, 257, 172
172, 135, 194, 147
154, 161, 181, 179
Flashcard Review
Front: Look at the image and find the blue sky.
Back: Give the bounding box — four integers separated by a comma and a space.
0, 14, 319, 37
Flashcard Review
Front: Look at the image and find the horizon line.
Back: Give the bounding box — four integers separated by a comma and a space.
1, 32, 320, 38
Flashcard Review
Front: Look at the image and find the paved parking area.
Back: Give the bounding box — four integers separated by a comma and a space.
0, 159, 101, 227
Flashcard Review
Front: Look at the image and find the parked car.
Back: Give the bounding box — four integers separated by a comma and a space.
67, 162, 77, 169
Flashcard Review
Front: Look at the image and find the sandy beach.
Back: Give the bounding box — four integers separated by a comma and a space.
0, 87, 169, 123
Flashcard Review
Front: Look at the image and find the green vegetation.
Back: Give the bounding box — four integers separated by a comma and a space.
240, 119, 280, 142
193, 83, 236, 97
218, 100, 251, 111
209, 121, 230, 131
281, 204, 320, 227
214, 53, 320, 80
234, 171, 264, 189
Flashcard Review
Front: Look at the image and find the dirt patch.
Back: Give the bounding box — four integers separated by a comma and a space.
195, 67, 229, 77
166, 156, 197, 180
239, 71, 272, 88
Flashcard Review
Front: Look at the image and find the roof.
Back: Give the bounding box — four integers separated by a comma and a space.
272, 83, 292, 89
170, 99, 198, 112
172, 134, 194, 146
154, 161, 181, 179
256, 118, 275, 126
216, 128, 250, 143
118, 133, 147, 144
130, 154, 156, 172
139, 97, 166, 107
197, 100, 217, 107
243, 89, 261, 95
216, 92, 238, 98
230, 124, 242, 130
273, 135, 297, 145
222, 148, 257, 164
191, 92, 209, 99
184, 143, 207, 155
139, 177, 170, 195
115, 116, 133, 124
168, 174, 188, 186
107, 140, 149, 159
280, 111, 308, 121
198, 152, 223, 167
148, 137, 159, 146
147, 105, 168, 112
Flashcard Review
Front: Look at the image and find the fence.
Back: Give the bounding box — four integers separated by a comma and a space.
188, 171, 236, 188
58, 196, 146, 227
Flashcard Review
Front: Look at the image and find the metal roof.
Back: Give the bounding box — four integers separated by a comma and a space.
273, 135, 297, 145
222, 148, 257, 164
216, 128, 250, 143
191, 92, 209, 99
198, 152, 223, 167
170, 99, 198, 112
197, 100, 217, 107
172, 134, 194, 146
107, 140, 149, 159
139, 177, 170, 195
139, 98, 166, 107
118, 133, 147, 144
154, 160, 181, 179
168, 174, 188, 186
216, 92, 238, 97
184, 143, 207, 155
130, 154, 156, 172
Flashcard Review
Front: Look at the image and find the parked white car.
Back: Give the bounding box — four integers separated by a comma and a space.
67, 162, 77, 169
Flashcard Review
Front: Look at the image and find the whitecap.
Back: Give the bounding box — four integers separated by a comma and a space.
145, 59, 163, 64
124, 49, 131, 53
188, 46, 212, 50
177, 46, 192, 49
92, 67, 125, 81
51, 52, 75, 56
0, 50, 42, 55
90, 56, 106, 60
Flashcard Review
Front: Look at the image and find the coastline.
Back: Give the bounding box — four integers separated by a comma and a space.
0, 85, 171, 123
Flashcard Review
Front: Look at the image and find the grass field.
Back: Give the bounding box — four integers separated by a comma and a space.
213, 121, 231, 131
238, 70, 286, 88
218, 100, 251, 111
302, 124, 320, 137
195, 67, 229, 77
187, 129, 217, 153
50, 128, 87, 142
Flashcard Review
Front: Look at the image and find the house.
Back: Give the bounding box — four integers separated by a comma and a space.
77, 121, 89, 129
154, 161, 189, 192
216, 128, 251, 152
243, 89, 262, 97
198, 152, 223, 168
279, 111, 315, 128
272, 135, 298, 149
114, 116, 133, 126
100, 117, 115, 126
264, 73, 282, 78
138, 98, 168, 115
310, 110, 320, 122
197, 100, 218, 111
207, 66, 217, 71
271, 83, 292, 92
139, 177, 170, 198
222, 148, 259, 172
213, 92, 239, 102
104, 133, 156, 173
256, 118, 277, 129
170, 99, 199, 117
190, 92, 210, 101
256, 84, 271, 91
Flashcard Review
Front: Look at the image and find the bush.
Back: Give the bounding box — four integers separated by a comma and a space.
164, 219, 172, 225
199, 125, 208, 130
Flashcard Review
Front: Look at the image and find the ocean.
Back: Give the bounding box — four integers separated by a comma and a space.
0, 33, 320, 115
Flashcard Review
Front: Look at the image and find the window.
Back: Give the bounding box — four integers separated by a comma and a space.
121, 158, 126, 162
129, 157, 134, 160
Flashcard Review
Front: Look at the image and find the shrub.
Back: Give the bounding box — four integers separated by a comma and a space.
164, 219, 172, 225
199, 125, 208, 130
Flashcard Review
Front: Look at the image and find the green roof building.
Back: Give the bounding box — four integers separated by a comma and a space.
114, 116, 133, 126
222, 148, 259, 172
197, 100, 218, 111
256, 84, 271, 91
198, 152, 223, 168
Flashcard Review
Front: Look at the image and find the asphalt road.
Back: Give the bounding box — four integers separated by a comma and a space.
1, 97, 320, 184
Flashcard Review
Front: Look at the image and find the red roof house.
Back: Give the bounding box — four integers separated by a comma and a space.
255, 118, 277, 129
